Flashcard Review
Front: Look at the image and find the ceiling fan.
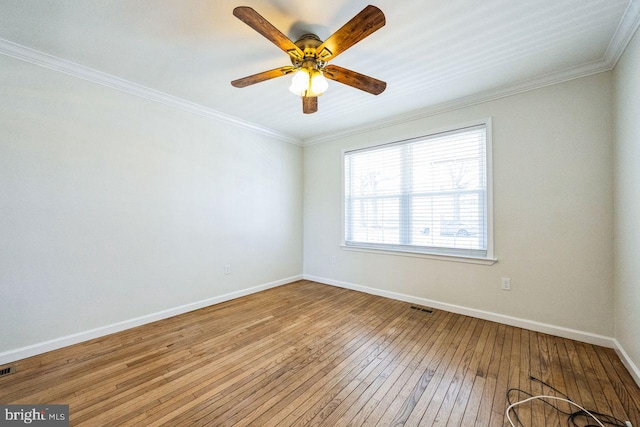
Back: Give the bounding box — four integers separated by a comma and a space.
231, 5, 386, 114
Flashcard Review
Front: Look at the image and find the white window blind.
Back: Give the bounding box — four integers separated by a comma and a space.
344, 123, 491, 259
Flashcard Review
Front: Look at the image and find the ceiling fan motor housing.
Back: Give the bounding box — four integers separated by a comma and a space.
291, 34, 329, 69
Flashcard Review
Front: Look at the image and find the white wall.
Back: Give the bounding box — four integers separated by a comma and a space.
3, 37, 635, 378
304, 73, 615, 338
0, 55, 303, 358
613, 26, 640, 379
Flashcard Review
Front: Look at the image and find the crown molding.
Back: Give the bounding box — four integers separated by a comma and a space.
301, 58, 613, 146
604, 0, 640, 67
0, 38, 302, 146
2, 0, 639, 149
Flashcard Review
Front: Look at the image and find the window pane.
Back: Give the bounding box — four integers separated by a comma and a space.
411, 193, 485, 250
349, 197, 400, 244
348, 146, 402, 197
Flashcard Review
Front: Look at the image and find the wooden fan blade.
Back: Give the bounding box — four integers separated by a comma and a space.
316, 5, 385, 61
231, 66, 294, 88
324, 65, 386, 95
302, 96, 318, 114
233, 7, 304, 60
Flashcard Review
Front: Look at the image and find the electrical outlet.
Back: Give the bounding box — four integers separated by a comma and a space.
224, 264, 231, 275
501, 277, 511, 291
331, 256, 337, 265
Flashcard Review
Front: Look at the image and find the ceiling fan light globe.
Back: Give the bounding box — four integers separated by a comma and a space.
311, 71, 329, 94
289, 69, 309, 96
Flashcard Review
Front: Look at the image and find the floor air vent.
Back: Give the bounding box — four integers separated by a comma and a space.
410, 306, 433, 313
0, 366, 15, 377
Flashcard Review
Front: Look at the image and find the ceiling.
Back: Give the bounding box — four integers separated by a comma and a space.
1, 0, 639, 145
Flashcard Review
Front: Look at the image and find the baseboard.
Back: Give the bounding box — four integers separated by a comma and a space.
0, 275, 302, 365
613, 339, 640, 388
304, 274, 617, 349
6, 273, 637, 388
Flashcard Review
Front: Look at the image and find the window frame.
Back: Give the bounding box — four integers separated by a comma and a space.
341, 118, 496, 265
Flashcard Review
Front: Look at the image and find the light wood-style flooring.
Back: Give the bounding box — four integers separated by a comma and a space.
1, 280, 639, 426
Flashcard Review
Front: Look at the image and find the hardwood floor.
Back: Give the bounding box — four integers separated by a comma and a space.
1, 280, 639, 426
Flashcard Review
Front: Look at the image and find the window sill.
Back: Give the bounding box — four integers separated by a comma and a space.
340, 245, 498, 265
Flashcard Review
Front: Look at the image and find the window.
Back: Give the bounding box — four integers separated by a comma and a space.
343, 120, 493, 261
